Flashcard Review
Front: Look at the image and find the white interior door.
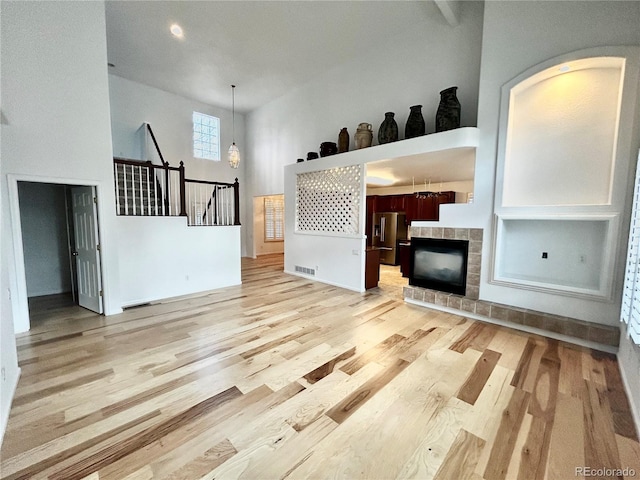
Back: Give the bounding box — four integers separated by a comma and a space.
71, 186, 103, 314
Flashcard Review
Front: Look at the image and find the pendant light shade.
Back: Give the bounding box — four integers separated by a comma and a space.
228, 84, 240, 169
228, 143, 240, 169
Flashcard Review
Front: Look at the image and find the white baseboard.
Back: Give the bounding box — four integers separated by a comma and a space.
0, 367, 21, 449
284, 270, 363, 293
618, 356, 640, 440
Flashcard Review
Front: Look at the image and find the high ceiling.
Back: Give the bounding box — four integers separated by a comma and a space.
104, 1, 473, 185
105, 1, 450, 113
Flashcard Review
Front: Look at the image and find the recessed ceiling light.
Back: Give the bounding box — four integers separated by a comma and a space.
170, 24, 183, 38
559, 65, 571, 72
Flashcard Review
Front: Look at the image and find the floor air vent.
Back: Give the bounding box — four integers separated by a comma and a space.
295, 265, 316, 276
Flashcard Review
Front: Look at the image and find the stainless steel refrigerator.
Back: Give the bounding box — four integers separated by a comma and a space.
372, 212, 407, 265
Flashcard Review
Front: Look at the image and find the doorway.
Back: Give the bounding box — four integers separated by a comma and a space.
253, 194, 285, 258
16, 181, 104, 326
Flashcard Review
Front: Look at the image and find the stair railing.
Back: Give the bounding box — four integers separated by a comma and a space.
114, 158, 239, 225
115, 123, 238, 224
113, 158, 185, 217
184, 178, 240, 226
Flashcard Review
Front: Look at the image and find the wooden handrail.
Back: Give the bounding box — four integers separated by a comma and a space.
146, 124, 167, 166
184, 178, 235, 187
114, 157, 180, 171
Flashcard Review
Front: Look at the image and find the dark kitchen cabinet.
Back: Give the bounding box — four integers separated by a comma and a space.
405, 191, 455, 223
366, 192, 455, 241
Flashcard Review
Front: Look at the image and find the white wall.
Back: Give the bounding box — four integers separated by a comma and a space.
470, 2, 640, 324
246, 1, 484, 257
108, 75, 249, 256
284, 157, 366, 292
0, 212, 19, 448
0, 0, 118, 443
116, 217, 241, 307
0, 0, 20, 438
619, 331, 640, 435
17, 183, 72, 297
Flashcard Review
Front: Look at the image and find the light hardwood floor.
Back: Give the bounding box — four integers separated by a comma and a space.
1, 254, 639, 480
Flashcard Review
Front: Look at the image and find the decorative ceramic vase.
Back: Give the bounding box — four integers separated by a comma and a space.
338, 127, 349, 153
378, 112, 398, 144
307, 152, 319, 160
320, 142, 338, 157
405, 105, 426, 138
435, 87, 461, 132
354, 123, 373, 149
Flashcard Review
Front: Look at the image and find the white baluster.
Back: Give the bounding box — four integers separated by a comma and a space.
138, 165, 143, 215
124, 164, 129, 215
115, 165, 121, 215
146, 166, 151, 215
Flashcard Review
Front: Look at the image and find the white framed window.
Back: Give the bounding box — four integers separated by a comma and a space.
621, 150, 640, 345
193, 111, 220, 160
264, 196, 284, 242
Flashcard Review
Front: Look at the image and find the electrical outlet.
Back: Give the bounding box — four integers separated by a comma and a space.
352, 249, 359, 256
579, 254, 586, 264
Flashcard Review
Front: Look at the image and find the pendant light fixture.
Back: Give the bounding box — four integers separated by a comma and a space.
228, 84, 240, 169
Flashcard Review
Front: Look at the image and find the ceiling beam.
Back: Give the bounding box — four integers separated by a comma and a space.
434, 0, 460, 27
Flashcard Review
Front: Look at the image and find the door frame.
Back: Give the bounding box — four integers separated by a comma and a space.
7, 174, 112, 333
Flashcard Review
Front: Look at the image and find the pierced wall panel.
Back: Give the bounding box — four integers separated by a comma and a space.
296, 165, 362, 235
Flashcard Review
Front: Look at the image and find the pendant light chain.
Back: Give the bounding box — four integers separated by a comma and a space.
228, 84, 240, 168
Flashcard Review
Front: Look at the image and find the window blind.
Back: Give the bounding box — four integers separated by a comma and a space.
264, 197, 284, 241
620, 151, 640, 344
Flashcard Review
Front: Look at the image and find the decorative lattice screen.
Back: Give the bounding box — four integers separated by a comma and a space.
296, 165, 362, 235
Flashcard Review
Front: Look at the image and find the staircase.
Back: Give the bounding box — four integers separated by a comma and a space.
114, 161, 165, 216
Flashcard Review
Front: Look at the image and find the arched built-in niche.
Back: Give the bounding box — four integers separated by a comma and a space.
502, 56, 624, 207
492, 47, 640, 299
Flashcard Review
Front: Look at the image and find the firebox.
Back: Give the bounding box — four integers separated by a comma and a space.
409, 237, 469, 296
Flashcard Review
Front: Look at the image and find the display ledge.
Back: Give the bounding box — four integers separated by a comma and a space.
285, 127, 479, 174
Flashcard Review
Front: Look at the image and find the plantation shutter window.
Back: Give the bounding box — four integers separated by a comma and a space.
620, 150, 640, 344
264, 197, 284, 242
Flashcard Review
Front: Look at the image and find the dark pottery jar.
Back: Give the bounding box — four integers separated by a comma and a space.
307, 152, 319, 160
338, 127, 349, 153
378, 112, 398, 144
405, 105, 426, 138
296, 158, 304, 163
435, 87, 461, 132
319, 142, 338, 157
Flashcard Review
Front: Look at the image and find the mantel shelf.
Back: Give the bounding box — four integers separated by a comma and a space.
286, 127, 479, 175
